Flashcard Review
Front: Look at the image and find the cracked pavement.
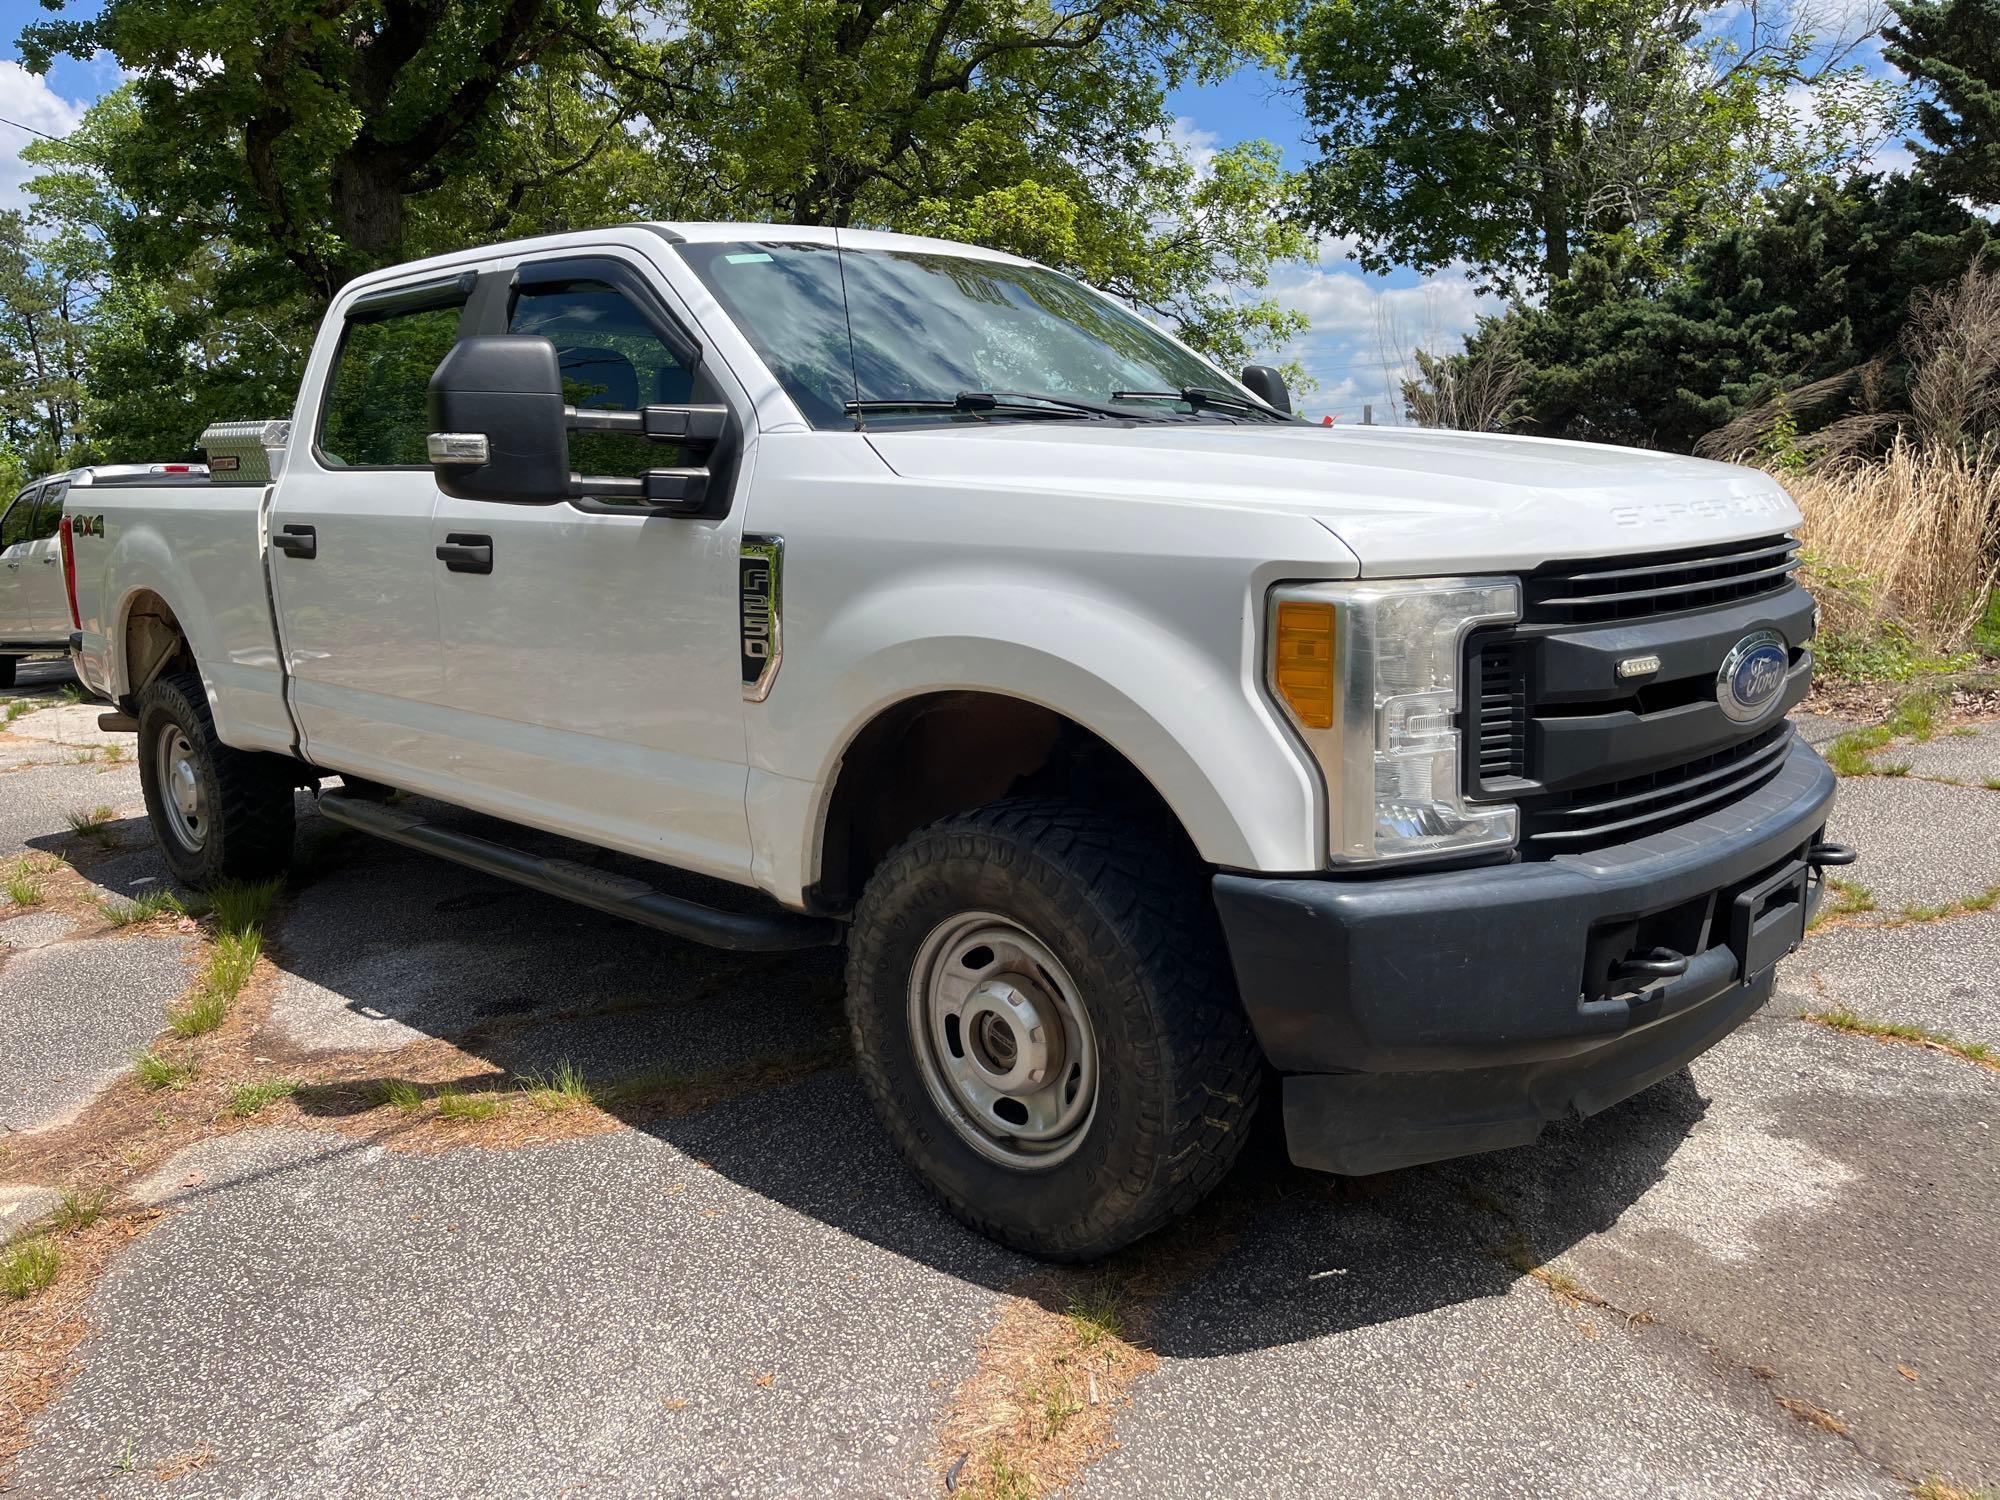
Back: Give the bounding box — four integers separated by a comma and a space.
2, 679, 1995, 1498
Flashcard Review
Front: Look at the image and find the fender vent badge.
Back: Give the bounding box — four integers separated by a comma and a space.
740, 535, 784, 702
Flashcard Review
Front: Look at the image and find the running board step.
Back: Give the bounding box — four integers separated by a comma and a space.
316, 792, 841, 953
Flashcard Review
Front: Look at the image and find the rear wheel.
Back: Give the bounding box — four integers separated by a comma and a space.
136, 671, 295, 886
0, 656, 16, 690
845, 799, 1263, 1260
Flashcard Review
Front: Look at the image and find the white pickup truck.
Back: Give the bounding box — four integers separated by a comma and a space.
63, 223, 1850, 1258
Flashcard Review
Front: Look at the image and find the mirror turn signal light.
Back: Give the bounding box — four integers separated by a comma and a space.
1274, 600, 1336, 730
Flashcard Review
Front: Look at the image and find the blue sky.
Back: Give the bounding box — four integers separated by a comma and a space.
1, 1, 1908, 425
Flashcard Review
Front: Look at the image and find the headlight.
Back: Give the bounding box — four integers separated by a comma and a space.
1268, 578, 1521, 863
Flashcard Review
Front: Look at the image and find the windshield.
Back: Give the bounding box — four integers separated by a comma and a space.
676, 240, 1245, 429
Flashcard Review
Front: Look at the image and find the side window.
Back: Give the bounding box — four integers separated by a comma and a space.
318, 300, 465, 467
1, 488, 41, 549
510, 276, 699, 477
30, 483, 66, 541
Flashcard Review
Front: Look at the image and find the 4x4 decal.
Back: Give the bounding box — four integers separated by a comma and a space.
740, 534, 783, 701
71, 514, 107, 538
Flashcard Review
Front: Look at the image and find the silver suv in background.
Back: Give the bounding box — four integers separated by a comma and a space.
2, 464, 205, 688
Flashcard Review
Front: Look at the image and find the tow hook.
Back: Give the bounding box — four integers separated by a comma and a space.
1610, 945, 1691, 986
1807, 841, 1858, 869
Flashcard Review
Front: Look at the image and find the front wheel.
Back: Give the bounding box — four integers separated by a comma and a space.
845, 799, 1263, 1260
0, 656, 17, 690
136, 671, 296, 886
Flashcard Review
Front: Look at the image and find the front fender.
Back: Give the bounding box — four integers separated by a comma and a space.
748, 575, 1325, 899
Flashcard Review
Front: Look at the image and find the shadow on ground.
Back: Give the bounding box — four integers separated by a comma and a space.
34, 791, 1704, 1362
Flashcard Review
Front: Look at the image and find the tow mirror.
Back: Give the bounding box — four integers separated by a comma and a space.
1240, 364, 1292, 415
426, 335, 734, 516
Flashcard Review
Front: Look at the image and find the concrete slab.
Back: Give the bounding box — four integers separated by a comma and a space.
1081, 1011, 1996, 1499
0, 1183, 60, 1238
1823, 776, 2000, 911
1895, 720, 2000, 785
0, 909, 79, 948
0, 933, 195, 1133
266, 802, 847, 1083
17, 1095, 1025, 1499
1796, 711, 1868, 749
0, 759, 143, 855
6, 702, 130, 752
1788, 912, 2000, 1044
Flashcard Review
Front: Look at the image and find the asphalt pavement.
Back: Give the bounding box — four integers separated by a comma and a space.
0, 685, 1994, 1499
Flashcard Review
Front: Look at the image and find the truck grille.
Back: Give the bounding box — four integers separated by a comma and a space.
1467, 561, 1814, 858
1519, 725, 1793, 851
1523, 535, 1799, 624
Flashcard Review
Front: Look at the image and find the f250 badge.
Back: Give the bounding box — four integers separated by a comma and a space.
740, 535, 784, 702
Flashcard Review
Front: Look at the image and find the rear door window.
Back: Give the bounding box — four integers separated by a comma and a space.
318, 299, 466, 467
30, 482, 66, 540
1, 487, 42, 549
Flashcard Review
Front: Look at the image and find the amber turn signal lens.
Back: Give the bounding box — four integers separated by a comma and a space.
1274, 601, 1336, 729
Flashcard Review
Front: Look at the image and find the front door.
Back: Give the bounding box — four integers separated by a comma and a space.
430, 254, 754, 882
266, 282, 460, 784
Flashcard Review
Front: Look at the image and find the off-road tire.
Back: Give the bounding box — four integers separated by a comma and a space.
846, 798, 1264, 1260
137, 670, 295, 886
0, 656, 17, 689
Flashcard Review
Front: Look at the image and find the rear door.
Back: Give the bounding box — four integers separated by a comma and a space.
428, 252, 755, 880
0, 482, 65, 643
23, 480, 72, 634
265, 279, 463, 782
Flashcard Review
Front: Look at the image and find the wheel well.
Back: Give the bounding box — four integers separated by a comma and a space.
120, 590, 195, 709
809, 691, 1191, 913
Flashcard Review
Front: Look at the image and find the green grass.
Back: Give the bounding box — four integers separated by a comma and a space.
100, 887, 185, 927
1824, 723, 1896, 776
4, 864, 44, 907
55, 682, 84, 706
1064, 1285, 1126, 1349
978, 1450, 1035, 1500
519, 1058, 594, 1112
1823, 687, 1954, 777
50, 1185, 111, 1232
3, 698, 35, 725
1804, 1006, 1995, 1066
1, 1236, 60, 1300
65, 804, 120, 843
435, 1087, 501, 1122
1972, 587, 2000, 658
1039, 1378, 1082, 1440
227, 1079, 298, 1118
166, 985, 230, 1038
379, 1078, 424, 1114
134, 1049, 197, 1090
165, 921, 262, 1038
1808, 877, 1877, 930
1895, 884, 2000, 924
206, 878, 281, 938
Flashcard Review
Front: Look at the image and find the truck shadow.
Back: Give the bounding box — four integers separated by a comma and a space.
52, 793, 1706, 1360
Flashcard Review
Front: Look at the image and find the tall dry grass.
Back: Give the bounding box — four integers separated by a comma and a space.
1783, 440, 2000, 655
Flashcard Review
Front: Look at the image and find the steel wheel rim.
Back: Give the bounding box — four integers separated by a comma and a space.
157, 726, 208, 852
907, 911, 1098, 1171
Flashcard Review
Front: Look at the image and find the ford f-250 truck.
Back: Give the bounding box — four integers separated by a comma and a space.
63, 223, 1853, 1259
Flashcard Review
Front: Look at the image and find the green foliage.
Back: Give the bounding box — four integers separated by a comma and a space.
1885, 0, 2000, 208
227, 1079, 298, 1118
1, 1237, 61, 1300
15, 0, 1309, 469
1293, 0, 1903, 291
0, 204, 102, 474
1420, 174, 1998, 449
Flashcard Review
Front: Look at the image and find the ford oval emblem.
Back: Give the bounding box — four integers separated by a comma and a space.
1717, 629, 1789, 723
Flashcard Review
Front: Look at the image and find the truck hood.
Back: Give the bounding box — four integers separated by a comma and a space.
865, 422, 1800, 575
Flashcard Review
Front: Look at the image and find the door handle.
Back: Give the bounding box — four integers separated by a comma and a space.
436, 533, 493, 575
41, 556, 56, 566
272, 524, 317, 559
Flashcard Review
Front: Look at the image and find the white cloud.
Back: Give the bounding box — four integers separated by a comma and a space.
0, 62, 86, 213
1255, 254, 1507, 423
1164, 115, 1221, 176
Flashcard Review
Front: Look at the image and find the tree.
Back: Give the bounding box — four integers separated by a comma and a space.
19, 0, 657, 297
1884, 0, 2000, 206
0, 206, 102, 475
1293, 0, 1901, 290
635, 0, 1311, 366
1405, 173, 1997, 449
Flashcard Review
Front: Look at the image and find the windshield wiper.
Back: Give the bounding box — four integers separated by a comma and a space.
1109, 386, 1290, 421
844, 390, 1149, 423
